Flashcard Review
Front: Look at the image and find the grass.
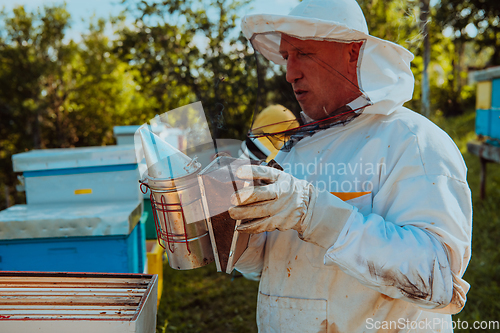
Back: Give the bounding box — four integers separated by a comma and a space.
435, 112, 500, 331
156, 110, 500, 332
156, 263, 259, 333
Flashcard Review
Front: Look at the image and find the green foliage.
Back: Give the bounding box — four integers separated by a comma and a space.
357, 0, 486, 117
115, 0, 258, 140
0, 4, 150, 209
430, 110, 476, 153
61, 18, 151, 147
358, 0, 422, 49
0, 4, 73, 207
156, 263, 259, 332
452, 153, 500, 332
431, 0, 500, 116
435, 0, 500, 66
429, 111, 500, 332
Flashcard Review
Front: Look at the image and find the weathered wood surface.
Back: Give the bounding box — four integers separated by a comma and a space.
0, 271, 157, 330
467, 140, 500, 163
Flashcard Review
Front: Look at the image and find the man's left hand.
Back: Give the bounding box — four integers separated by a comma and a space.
229, 164, 356, 250
229, 165, 314, 234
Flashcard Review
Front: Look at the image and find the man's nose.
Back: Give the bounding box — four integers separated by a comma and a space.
286, 57, 303, 83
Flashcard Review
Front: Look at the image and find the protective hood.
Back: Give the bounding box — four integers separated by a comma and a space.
241, 0, 415, 116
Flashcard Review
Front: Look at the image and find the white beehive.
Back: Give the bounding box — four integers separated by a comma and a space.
2, 146, 146, 273
12, 145, 142, 205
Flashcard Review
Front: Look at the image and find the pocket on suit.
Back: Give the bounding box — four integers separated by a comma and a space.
257, 292, 328, 333
331, 191, 372, 215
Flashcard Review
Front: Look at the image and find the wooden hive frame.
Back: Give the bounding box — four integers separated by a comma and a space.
0, 271, 158, 333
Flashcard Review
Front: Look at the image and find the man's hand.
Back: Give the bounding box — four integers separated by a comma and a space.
228, 164, 355, 249
228, 165, 313, 234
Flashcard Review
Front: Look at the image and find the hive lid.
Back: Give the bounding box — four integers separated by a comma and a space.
114, 124, 182, 137
472, 65, 500, 82
0, 271, 157, 333
0, 201, 142, 240
113, 125, 141, 136
12, 146, 138, 173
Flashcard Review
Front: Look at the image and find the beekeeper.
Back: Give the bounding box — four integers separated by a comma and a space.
228, 0, 473, 332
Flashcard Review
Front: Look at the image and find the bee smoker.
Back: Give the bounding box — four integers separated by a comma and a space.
138, 128, 214, 270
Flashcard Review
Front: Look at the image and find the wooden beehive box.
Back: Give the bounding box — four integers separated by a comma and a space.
473, 66, 500, 139
0, 271, 158, 333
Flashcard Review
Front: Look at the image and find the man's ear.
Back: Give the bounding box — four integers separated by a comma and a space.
347, 41, 363, 74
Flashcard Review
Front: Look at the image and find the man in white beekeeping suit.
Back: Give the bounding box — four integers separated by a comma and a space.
228, 0, 473, 332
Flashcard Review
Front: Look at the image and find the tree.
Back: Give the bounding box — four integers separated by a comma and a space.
357, 0, 480, 117
436, 0, 500, 67
0, 5, 72, 208
0, 5, 71, 150
116, 0, 262, 140
357, 0, 422, 49
0, 5, 147, 209
432, 0, 500, 115
60, 17, 153, 147
357, 0, 425, 113
420, 0, 431, 117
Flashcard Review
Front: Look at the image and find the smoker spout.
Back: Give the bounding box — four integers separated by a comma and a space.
139, 127, 197, 179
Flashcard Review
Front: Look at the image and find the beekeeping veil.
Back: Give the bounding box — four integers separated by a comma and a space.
243, 0, 415, 148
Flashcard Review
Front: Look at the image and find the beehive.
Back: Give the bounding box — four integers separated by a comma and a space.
1, 145, 146, 273
473, 66, 500, 140
0, 271, 158, 333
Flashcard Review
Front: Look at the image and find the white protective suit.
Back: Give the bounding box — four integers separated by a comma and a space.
234, 0, 473, 332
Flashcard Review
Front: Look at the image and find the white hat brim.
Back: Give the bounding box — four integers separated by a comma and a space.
241, 14, 416, 116
242, 14, 413, 65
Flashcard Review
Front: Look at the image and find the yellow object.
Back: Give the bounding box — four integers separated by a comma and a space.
146, 240, 164, 308
476, 81, 492, 110
74, 189, 92, 195
331, 192, 371, 201
252, 105, 299, 160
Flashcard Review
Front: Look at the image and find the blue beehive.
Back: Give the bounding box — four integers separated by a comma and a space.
0, 146, 146, 273
473, 66, 500, 140
475, 109, 491, 137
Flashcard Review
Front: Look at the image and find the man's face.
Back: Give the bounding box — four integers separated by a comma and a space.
279, 34, 362, 120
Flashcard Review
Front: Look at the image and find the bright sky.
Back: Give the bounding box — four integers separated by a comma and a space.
0, 0, 299, 41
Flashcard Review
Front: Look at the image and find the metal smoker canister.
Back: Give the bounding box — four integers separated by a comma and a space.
139, 128, 214, 270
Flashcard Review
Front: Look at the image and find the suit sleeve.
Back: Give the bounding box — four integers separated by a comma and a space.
323, 174, 472, 314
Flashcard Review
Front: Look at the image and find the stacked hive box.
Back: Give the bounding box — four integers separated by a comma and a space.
474, 66, 500, 140
0, 271, 158, 333
0, 146, 146, 273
